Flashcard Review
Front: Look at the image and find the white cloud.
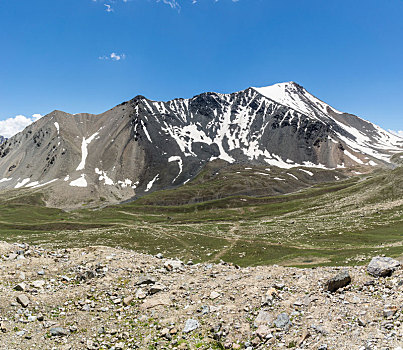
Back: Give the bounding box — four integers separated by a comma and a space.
0, 114, 43, 138
104, 4, 113, 12
93, 0, 239, 12
158, 0, 181, 10
98, 52, 126, 61
389, 130, 403, 138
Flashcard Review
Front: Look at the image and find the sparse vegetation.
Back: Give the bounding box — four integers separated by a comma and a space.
0, 166, 401, 266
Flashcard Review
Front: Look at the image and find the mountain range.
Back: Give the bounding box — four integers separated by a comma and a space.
0, 82, 401, 208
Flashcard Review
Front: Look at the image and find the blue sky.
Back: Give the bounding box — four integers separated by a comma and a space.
0, 0, 402, 137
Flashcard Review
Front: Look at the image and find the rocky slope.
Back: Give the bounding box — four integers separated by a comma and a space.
0, 82, 401, 208
0, 242, 402, 349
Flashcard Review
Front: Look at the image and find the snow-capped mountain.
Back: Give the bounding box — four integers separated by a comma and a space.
0, 82, 401, 207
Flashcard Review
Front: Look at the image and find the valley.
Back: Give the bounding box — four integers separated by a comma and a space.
0, 165, 401, 267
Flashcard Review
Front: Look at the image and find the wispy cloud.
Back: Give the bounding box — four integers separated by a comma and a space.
98, 52, 126, 61
0, 114, 43, 138
158, 0, 181, 11
93, 0, 239, 13
104, 4, 113, 12
389, 130, 403, 138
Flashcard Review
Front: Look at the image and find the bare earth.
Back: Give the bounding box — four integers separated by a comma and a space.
0, 242, 401, 350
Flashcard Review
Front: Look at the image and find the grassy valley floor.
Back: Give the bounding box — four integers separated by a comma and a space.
0, 166, 401, 267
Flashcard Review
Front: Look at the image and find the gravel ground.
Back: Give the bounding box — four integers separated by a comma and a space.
0, 241, 402, 350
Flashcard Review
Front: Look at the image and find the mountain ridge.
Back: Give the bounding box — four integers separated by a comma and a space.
0, 82, 401, 208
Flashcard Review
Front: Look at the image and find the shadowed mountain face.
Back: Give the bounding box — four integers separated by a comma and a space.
0, 82, 401, 208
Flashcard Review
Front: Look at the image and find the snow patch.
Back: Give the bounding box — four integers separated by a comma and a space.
15, 178, 30, 188
141, 120, 152, 143
32, 179, 58, 188
76, 132, 99, 171
299, 169, 314, 176
69, 174, 87, 187
25, 181, 39, 188
287, 173, 299, 180
168, 156, 183, 183
145, 174, 159, 192
344, 150, 364, 165
95, 168, 114, 186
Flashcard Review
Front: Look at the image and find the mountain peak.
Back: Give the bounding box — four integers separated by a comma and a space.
0, 83, 401, 209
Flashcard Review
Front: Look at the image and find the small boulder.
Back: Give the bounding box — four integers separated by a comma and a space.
123, 296, 134, 306
16, 294, 30, 308
50, 327, 69, 336
383, 305, 398, 319
135, 288, 147, 299
164, 259, 184, 271
149, 283, 166, 295
256, 324, 271, 339
183, 319, 200, 333
254, 310, 272, 327
274, 312, 291, 329
210, 291, 220, 300
8, 253, 17, 260
137, 275, 157, 286
324, 270, 351, 292
32, 280, 45, 289
14, 282, 26, 292
367, 256, 400, 277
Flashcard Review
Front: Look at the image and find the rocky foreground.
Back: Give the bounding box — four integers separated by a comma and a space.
0, 242, 402, 350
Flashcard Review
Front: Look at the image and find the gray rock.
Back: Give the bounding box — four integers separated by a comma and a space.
324, 270, 351, 292
383, 306, 398, 319
256, 324, 272, 339
164, 259, 184, 271
77, 270, 96, 281
183, 319, 200, 333
16, 294, 30, 308
367, 256, 400, 277
135, 288, 147, 299
123, 295, 134, 306
311, 324, 328, 335
274, 312, 291, 329
254, 310, 272, 327
14, 282, 26, 291
200, 305, 210, 315
137, 275, 157, 286
149, 283, 166, 295
31, 280, 45, 289
8, 253, 17, 260
210, 291, 220, 300
50, 327, 69, 336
